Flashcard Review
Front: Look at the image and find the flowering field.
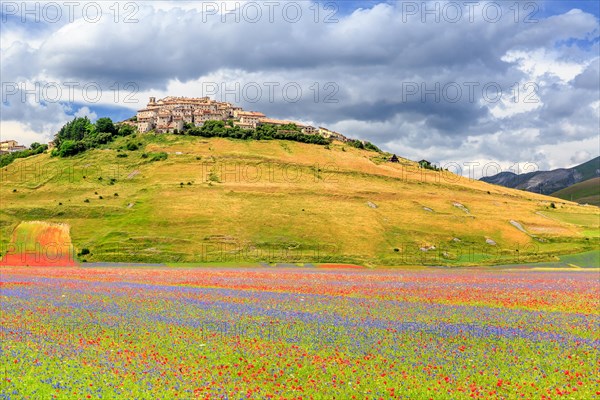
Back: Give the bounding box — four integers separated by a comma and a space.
0, 222, 76, 267
0, 267, 598, 399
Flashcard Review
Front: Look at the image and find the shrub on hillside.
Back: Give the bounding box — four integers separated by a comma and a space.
59, 140, 86, 157
363, 141, 381, 152
118, 125, 135, 136
149, 152, 168, 162
126, 142, 139, 151
347, 140, 380, 152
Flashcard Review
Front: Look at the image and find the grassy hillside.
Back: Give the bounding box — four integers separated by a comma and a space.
1, 133, 598, 266
552, 177, 600, 206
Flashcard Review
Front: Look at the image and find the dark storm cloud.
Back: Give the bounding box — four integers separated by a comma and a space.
14, 2, 589, 88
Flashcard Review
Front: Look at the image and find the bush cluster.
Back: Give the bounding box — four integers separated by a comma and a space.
418, 160, 443, 171
148, 152, 168, 162
347, 139, 381, 152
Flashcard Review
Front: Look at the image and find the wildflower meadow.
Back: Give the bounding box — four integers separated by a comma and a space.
1, 266, 598, 399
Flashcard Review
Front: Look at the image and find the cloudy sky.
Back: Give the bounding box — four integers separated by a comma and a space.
1, 0, 599, 176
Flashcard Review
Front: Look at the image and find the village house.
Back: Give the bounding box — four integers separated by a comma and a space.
237, 111, 266, 128
318, 127, 349, 142
0, 140, 27, 154
156, 109, 172, 131
233, 121, 255, 130
0, 140, 19, 151
196, 110, 224, 126
137, 108, 157, 132
301, 126, 319, 135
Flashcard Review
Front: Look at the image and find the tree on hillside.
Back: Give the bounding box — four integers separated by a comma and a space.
182, 122, 194, 133
118, 124, 135, 137
95, 117, 117, 135
54, 117, 94, 146
203, 120, 226, 132
92, 132, 113, 145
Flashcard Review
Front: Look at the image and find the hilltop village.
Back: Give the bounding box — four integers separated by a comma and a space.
2, 96, 386, 166
135, 96, 350, 142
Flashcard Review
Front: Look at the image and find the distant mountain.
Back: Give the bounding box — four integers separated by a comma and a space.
480, 157, 600, 195
552, 177, 600, 206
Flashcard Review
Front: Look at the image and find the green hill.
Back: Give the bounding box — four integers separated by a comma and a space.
573, 157, 600, 182
552, 177, 600, 207
1, 133, 598, 266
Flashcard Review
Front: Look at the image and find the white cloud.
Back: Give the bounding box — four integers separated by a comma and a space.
74, 106, 97, 121
502, 49, 589, 82
0, 120, 52, 146
571, 150, 592, 165
540, 137, 600, 169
